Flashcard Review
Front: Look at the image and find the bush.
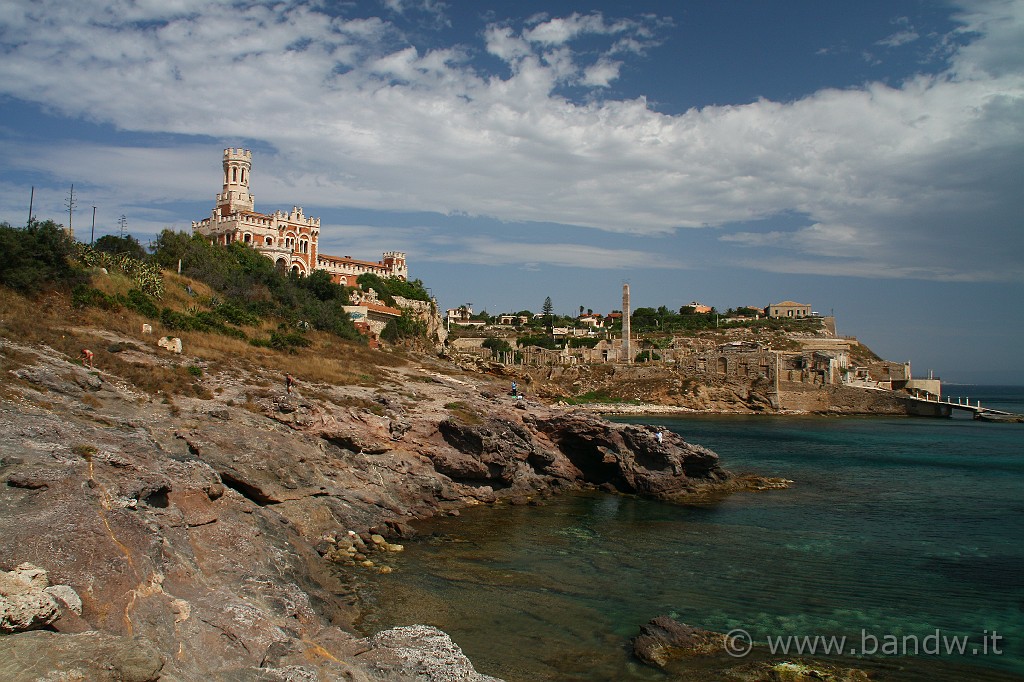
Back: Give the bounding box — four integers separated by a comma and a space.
517, 334, 558, 350
0, 220, 89, 293
482, 337, 513, 354
125, 289, 160, 318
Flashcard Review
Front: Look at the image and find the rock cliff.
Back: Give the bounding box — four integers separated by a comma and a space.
0, 334, 747, 680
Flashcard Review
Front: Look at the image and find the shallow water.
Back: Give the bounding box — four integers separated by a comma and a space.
351, 387, 1024, 681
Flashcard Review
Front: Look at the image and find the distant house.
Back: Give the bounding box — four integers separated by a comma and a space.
684, 301, 713, 314
577, 313, 605, 328
767, 301, 812, 318
497, 314, 529, 326
446, 306, 473, 322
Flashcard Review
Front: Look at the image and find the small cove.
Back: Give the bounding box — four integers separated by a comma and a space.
350, 389, 1024, 681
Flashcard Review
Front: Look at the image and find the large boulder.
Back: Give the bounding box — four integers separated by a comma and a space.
357, 624, 504, 682
0, 562, 82, 634
527, 413, 729, 499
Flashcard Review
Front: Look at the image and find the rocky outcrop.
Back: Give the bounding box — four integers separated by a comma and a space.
356, 625, 502, 682
0, 335, 756, 680
527, 413, 728, 499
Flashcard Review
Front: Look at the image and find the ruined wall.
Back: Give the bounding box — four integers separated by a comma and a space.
777, 383, 907, 414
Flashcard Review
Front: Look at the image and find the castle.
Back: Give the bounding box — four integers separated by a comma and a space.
192, 149, 407, 286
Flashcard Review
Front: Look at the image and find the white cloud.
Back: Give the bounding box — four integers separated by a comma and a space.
582, 58, 622, 87
0, 1, 1021, 282
427, 238, 683, 270
877, 30, 920, 47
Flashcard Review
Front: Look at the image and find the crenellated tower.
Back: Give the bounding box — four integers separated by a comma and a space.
216, 148, 255, 214
382, 251, 408, 279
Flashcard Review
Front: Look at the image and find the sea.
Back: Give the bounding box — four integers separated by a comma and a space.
350, 385, 1024, 681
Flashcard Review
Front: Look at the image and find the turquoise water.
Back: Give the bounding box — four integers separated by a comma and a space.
352, 387, 1024, 681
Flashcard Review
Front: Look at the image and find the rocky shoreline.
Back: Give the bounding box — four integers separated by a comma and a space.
0, 335, 789, 681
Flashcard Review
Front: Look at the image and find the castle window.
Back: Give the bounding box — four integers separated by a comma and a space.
243, 234, 251, 243
265, 236, 273, 246
232, 166, 237, 183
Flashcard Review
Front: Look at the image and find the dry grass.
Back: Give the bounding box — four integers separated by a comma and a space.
1, 271, 414, 402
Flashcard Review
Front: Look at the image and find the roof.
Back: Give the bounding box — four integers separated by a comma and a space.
319, 254, 385, 269
364, 302, 402, 317
771, 300, 810, 307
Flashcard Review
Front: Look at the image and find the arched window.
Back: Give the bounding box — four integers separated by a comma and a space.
241, 168, 246, 184
291, 265, 300, 276
232, 166, 238, 183
265, 236, 273, 246
243, 233, 251, 243
275, 258, 287, 274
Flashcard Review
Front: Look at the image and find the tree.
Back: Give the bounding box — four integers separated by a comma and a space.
542, 296, 553, 332
0, 220, 87, 293
94, 234, 147, 261
302, 268, 337, 302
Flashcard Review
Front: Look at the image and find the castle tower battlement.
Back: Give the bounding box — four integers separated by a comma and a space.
217, 148, 254, 214
382, 251, 408, 278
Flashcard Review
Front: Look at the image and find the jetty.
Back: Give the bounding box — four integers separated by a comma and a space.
898, 392, 1023, 421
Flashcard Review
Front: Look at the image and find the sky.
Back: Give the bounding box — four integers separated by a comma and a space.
1, 0, 1022, 383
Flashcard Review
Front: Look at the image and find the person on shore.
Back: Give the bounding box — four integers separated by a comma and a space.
80, 349, 94, 369
511, 381, 518, 396
285, 373, 296, 394
655, 430, 663, 444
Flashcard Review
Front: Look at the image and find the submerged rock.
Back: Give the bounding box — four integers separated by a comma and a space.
632, 616, 732, 666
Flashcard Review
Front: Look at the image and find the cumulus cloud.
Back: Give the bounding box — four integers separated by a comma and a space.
0, 0, 1021, 281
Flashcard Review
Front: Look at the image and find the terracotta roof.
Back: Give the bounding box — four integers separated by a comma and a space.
364, 302, 402, 317
320, 254, 384, 269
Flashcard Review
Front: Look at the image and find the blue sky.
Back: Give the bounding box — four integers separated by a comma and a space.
1, 1, 1022, 383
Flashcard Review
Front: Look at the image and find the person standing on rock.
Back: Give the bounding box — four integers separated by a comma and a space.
285, 373, 296, 394
80, 349, 94, 369
656, 431, 663, 444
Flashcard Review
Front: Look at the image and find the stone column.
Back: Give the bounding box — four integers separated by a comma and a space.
622, 283, 631, 363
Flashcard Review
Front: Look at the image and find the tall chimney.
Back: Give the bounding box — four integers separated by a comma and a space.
622, 283, 631, 363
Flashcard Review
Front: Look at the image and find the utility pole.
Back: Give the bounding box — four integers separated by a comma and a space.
65, 184, 77, 238
27, 186, 34, 227
90, 206, 97, 245
118, 214, 128, 238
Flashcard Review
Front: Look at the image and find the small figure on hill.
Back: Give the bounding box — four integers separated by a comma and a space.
511, 381, 518, 397
285, 373, 296, 394
655, 431, 663, 444
80, 349, 94, 369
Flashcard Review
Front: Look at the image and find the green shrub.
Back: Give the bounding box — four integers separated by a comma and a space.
0, 220, 89, 293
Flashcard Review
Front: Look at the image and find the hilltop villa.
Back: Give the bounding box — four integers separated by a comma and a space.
767, 301, 812, 318
192, 149, 407, 286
